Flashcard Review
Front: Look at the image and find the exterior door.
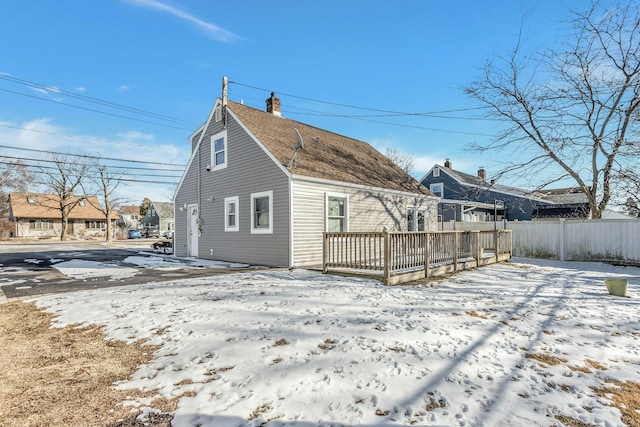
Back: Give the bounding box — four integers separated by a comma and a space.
187, 205, 199, 257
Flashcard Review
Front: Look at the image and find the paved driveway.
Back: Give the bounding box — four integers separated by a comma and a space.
0, 240, 249, 302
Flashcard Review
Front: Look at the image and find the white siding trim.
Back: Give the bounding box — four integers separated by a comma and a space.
325, 192, 349, 232
288, 176, 294, 268
224, 196, 239, 232
210, 130, 228, 171
250, 190, 273, 234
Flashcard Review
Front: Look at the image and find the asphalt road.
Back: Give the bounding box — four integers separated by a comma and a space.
0, 240, 246, 300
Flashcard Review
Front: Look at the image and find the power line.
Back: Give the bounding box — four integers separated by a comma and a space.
0, 161, 180, 185
0, 74, 195, 125
0, 155, 183, 177
233, 97, 494, 137
0, 87, 191, 131
0, 143, 187, 168
230, 80, 491, 116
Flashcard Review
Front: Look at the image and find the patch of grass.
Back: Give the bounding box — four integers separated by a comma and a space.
248, 403, 271, 420
554, 414, 596, 427
274, 338, 288, 346
593, 380, 640, 427
465, 311, 488, 319
0, 301, 175, 427
525, 352, 568, 366
318, 338, 338, 350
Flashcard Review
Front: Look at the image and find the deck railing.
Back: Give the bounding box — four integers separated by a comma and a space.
323, 230, 512, 285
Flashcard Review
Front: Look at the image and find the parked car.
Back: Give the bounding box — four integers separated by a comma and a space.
127, 229, 142, 239
162, 230, 174, 239
142, 226, 160, 238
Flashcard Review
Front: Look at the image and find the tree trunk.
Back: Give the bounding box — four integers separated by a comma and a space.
60, 213, 68, 241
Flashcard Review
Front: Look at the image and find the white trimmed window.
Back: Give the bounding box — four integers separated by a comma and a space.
326, 193, 348, 232
224, 196, 239, 232
85, 220, 106, 229
430, 183, 444, 198
29, 219, 53, 230
251, 190, 273, 234
211, 130, 227, 171
433, 167, 440, 177
407, 207, 427, 231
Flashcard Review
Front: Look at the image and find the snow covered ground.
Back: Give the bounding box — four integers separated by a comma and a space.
33, 258, 640, 427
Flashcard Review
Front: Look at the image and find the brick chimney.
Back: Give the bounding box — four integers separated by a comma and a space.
266, 92, 281, 117
478, 167, 486, 181
444, 158, 452, 169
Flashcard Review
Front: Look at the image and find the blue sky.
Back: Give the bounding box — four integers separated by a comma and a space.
0, 0, 589, 204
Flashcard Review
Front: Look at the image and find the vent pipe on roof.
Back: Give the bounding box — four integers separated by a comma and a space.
266, 92, 281, 117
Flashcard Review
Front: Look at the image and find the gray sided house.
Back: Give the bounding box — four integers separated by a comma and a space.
420, 160, 553, 222
142, 201, 174, 232
174, 92, 438, 268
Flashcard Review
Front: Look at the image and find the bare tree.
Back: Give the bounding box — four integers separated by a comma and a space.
0, 161, 32, 215
464, 1, 640, 218
385, 148, 415, 175
140, 197, 151, 218
39, 154, 89, 241
84, 163, 126, 243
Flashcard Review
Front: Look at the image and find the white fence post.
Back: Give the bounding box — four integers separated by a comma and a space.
559, 219, 566, 261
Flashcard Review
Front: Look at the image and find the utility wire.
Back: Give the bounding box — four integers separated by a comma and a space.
230, 80, 491, 116
0, 74, 195, 125
0, 87, 191, 131
0, 143, 186, 168
0, 155, 183, 177
1, 161, 180, 185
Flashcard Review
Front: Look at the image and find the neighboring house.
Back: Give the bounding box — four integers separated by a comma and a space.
420, 159, 555, 222
174, 90, 437, 267
118, 205, 142, 229
532, 203, 591, 220
142, 201, 174, 232
8, 192, 111, 239
534, 187, 588, 204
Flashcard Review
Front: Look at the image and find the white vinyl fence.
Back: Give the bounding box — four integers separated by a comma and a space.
440, 219, 640, 264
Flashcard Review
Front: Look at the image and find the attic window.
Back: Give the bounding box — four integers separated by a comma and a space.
79, 200, 86, 207
27, 197, 36, 205
210, 130, 227, 171
433, 168, 440, 177
214, 105, 222, 122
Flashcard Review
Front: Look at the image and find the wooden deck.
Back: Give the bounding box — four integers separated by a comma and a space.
322, 230, 512, 285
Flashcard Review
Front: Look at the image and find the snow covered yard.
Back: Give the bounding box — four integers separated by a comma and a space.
34, 258, 640, 427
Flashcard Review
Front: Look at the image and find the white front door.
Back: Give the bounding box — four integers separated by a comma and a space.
187, 204, 199, 257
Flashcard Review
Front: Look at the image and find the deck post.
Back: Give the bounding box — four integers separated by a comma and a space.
322, 233, 328, 273
470, 230, 480, 264
495, 230, 500, 263
383, 229, 390, 285
453, 231, 458, 271
424, 232, 430, 280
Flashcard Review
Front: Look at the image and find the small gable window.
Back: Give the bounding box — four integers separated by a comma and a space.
251, 190, 273, 234
27, 197, 36, 205
224, 196, 239, 232
79, 200, 86, 207
433, 167, 440, 177
211, 130, 227, 171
